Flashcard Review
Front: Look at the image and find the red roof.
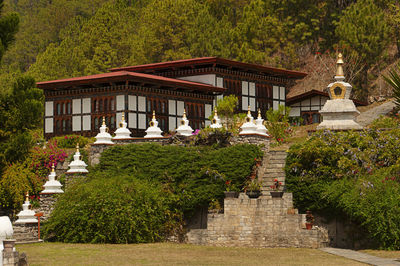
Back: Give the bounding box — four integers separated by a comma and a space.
110, 57, 307, 79
36, 71, 225, 93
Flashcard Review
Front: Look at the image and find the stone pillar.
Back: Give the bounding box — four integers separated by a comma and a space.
2, 239, 18, 266
38, 193, 59, 221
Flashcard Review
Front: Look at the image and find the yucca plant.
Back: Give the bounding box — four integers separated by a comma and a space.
383, 64, 400, 108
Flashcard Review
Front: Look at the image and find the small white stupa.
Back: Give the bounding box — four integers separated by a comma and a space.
94, 117, 114, 144
67, 144, 88, 174
317, 53, 363, 130
15, 192, 37, 224
210, 107, 222, 129
42, 163, 64, 193
239, 106, 258, 135
176, 109, 194, 136
255, 109, 269, 136
113, 113, 131, 139
0, 216, 13, 264
144, 111, 163, 138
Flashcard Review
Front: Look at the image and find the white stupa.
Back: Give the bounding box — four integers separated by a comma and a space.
94, 117, 114, 144
42, 163, 64, 193
15, 192, 37, 224
255, 109, 269, 136
239, 106, 258, 135
113, 113, 131, 139
144, 111, 163, 138
0, 216, 13, 264
210, 107, 222, 129
317, 53, 363, 130
67, 144, 88, 174
176, 109, 194, 136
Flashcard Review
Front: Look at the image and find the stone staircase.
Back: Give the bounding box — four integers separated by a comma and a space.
261, 150, 287, 194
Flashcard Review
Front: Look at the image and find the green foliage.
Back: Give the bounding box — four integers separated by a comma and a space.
51, 135, 93, 149
193, 127, 232, 148
383, 64, 400, 108
370, 115, 400, 129
215, 95, 238, 120
286, 129, 400, 249
0, 75, 43, 171
0, 0, 19, 62
265, 105, 293, 143
44, 143, 262, 243
336, 0, 390, 97
0, 162, 33, 210
44, 176, 181, 243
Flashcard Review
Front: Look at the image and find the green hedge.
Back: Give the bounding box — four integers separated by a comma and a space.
286, 129, 400, 249
44, 143, 262, 243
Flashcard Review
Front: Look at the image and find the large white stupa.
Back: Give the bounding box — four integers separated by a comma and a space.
67, 144, 88, 174
0, 216, 13, 264
15, 192, 37, 224
42, 163, 64, 193
94, 117, 114, 144
239, 106, 258, 135
210, 108, 222, 129
317, 53, 363, 130
176, 109, 193, 136
113, 113, 131, 139
255, 109, 269, 136
144, 111, 163, 138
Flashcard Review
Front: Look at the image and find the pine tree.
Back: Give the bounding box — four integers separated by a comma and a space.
0, 0, 19, 62
336, 0, 390, 98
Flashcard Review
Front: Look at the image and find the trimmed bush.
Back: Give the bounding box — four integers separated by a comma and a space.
286, 129, 400, 249
44, 143, 262, 243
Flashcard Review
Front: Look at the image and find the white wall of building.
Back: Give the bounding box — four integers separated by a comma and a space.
179, 74, 216, 86
82, 98, 91, 113
72, 99, 81, 114
45, 118, 53, 133
72, 116, 81, 131
45, 101, 53, 117
82, 115, 91, 131
116, 95, 125, 111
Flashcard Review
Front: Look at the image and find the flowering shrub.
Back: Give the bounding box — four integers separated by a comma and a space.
52, 135, 93, 149
28, 139, 68, 183
0, 139, 68, 211
286, 128, 400, 249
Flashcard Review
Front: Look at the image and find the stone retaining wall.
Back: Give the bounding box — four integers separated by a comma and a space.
187, 193, 329, 248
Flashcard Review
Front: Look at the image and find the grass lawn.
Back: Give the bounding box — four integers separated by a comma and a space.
361, 249, 400, 259
16, 242, 367, 266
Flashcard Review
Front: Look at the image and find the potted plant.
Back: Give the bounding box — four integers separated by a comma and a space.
270, 178, 284, 198
305, 210, 314, 230
245, 178, 262, 198
224, 180, 239, 198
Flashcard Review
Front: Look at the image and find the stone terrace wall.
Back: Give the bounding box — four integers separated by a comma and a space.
187, 193, 329, 248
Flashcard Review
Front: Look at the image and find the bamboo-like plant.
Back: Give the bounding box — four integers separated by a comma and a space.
383, 65, 400, 108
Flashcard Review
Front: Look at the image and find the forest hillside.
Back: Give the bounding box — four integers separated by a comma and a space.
1, 0, 399, 100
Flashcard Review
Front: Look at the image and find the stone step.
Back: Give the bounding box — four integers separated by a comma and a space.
16, 239, 43, 245
264, 169, 285, 174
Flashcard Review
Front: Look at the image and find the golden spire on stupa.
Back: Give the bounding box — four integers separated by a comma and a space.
336, 53, 345, 79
